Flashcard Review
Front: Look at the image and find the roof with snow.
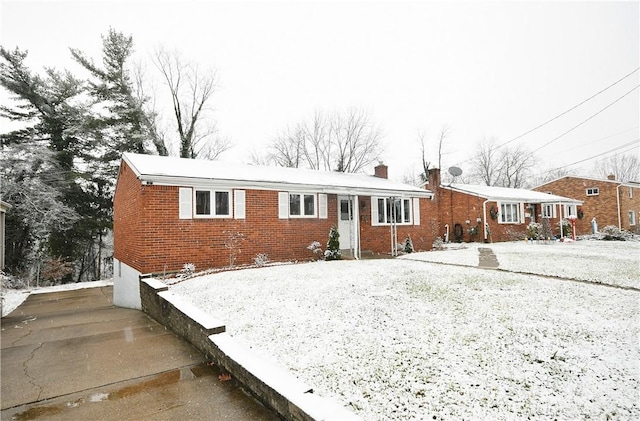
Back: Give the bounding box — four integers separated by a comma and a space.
534, 175, 640, 189
121, 153, 433, 198
445, 183, 582, 204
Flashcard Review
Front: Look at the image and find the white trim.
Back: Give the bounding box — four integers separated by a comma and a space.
413, 198, 420, 226
288, 193, 317, 218
278, 192, 289, 219
498, 201, 522, 224
179, 187, 192, 219
234, 190, 246, 219
193, 189, 232, 218
318, 194, 328, 219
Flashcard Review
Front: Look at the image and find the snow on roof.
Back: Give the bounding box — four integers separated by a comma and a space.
122, 153, 433, 197
446, 183, 582, 204
533, 175, 640, 189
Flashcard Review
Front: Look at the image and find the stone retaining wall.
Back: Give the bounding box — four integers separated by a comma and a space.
139, 278, 359, 421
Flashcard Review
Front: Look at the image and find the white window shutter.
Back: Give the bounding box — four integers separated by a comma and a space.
552, 204, 557, 218
413, 198, 421, 225
234, 190, 246, 219
278, 192, 289, 219
371, 197, 379, 226
318, 194, 328, 219
179, 188, 192, 219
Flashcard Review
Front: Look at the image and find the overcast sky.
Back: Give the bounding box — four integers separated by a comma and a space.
1, 0, 638, 181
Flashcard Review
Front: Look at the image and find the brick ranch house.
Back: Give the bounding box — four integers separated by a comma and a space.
533, 174, 640, 235
426, 169, 582, 243
114, 153, 434, 308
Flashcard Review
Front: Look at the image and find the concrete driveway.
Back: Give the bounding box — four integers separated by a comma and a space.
1, 286, 278, 420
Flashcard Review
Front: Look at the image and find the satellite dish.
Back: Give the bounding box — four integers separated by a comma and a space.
448, 166, 463, 177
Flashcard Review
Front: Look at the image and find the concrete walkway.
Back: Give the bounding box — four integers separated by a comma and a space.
478, 247, 500, 268
1, 286, 278, 420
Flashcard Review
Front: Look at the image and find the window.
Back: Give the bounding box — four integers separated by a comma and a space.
500, 203, 521, 223
542, 204, 555, 218
630, 211, 636, 226
586, 187, 599, 196
289, 193, 316, 217
194, 189, 231, 217
374, 197, 412, 225
564, 204, 577, 218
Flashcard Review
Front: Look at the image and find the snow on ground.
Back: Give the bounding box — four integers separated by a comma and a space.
1, 280, 113, 317
171, 242, 639, 420
401, 240, 640, 289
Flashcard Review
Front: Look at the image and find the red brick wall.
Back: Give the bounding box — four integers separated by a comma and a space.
358, 197, 437, 253
435, 186, 567, 242
113, 162, 145, 272
114, 161, 436, 273
533, 177, 640, 235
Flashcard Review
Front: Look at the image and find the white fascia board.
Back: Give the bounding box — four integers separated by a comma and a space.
138, 174, 434, 198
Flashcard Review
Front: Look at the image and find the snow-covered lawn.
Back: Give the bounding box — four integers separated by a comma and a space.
171, 242, 639, 420
402, 240, 640, 289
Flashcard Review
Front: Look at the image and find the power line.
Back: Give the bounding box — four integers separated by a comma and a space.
452, 66, 640, 167
529, 84, 639, 155
543, 138, 639, 173
554, 125, 639, 155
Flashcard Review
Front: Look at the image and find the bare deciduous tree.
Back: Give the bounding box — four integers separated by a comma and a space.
593, 153, 640, 182
260, 107, 383, 173
153, 48, 231, 159
471, 138, 536, 188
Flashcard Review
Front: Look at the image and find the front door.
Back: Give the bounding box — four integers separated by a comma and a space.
337, 195, 353, 251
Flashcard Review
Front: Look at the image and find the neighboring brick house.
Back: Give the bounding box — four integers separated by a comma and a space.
426, 169, 582, 243
533, 175, 640, 235
114, 153, 434, 308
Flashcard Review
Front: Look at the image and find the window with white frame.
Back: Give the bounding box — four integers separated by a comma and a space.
630, 211, 636, 226
564, 204, 577, 218
194, 189, 231, 217
374, 197, 412, 225
289, 193, 316, 217
500, 202, 521, 223
542, 203, 555, 218
586, 187, 599, 196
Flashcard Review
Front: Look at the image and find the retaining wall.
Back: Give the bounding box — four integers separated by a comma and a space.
139, 278, 360, 421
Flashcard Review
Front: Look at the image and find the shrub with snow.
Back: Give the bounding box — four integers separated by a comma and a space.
307, 241, 323, 259
403, 235, 414, 253
180, 263, 196, 277
254, 253, 270, 267
325, 226, 341, 261
432, 236, 444, 250
600, 225, 629, 241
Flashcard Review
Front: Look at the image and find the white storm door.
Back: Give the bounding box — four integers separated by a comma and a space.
337, 195, 353, 250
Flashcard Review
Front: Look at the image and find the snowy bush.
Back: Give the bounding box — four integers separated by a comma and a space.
600, 225, 628, 241
325, 226, 341, 261
180, 263, 196, 276
307, 241, 323, 258
527, 222, 542, 239
432, 237, 444, 250
404, 235, 414, 253
254, 253, 269, 267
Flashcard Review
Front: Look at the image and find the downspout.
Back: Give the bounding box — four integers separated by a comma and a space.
616, 184, 622, 229
482, 199, 490, 242
353, 195, 360, 259
444, 224, 449, 243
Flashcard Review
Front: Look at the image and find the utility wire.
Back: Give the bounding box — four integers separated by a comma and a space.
547, 139, 639, 172
554, 125, 639, 155
452, 67, 640, 168
529, 84, 639, 155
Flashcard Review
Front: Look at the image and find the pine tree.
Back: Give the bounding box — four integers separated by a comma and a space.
404, 235, 414, 253
325, 226, 341, 261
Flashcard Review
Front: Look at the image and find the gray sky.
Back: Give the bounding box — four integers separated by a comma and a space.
1, 0, 638, 181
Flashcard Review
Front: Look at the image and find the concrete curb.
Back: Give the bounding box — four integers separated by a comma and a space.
140, 278, 360, 421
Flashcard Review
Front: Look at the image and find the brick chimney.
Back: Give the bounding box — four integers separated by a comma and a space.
607, 173, 616, 181
427, 168, 441, 189
374, 162, 388, 179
